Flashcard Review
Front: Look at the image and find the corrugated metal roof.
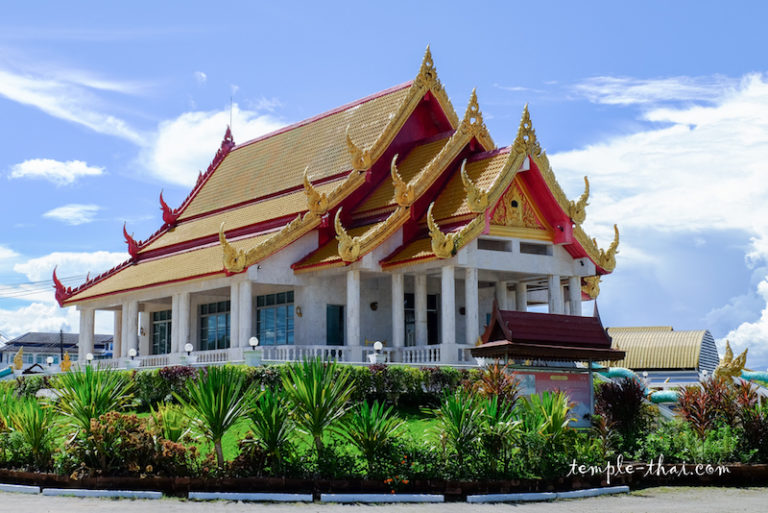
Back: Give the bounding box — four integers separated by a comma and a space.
606, 328, 716, 370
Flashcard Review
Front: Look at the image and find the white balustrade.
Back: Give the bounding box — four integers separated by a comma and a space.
196, 347, 244, 364
401, 345, 441, 364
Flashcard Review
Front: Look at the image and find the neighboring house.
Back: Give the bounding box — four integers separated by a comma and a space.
0, 332, 112, 367
53, 49, 619, 368
606, 326, 720, 388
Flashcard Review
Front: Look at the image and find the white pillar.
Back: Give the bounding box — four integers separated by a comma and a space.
548, 275, 564, 314
139, 311, 150, 356
121, 301, 139, 357
230, 283, 240, 348
569, 276, 582, 316
78, 308, 95, 362
346, 269, 361, 361
391, 273, 405, 351
238, 281, 253, 347
515, 282, 528, 312
440, 265, 456, 363
174, 292, 191, 352
415, 274, 428, 346
465, 267, 479, 346
495, 281, 509, 310
113, 310, 122, 358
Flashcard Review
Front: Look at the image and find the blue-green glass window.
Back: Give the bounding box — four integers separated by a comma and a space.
199, 300, 230, 350
256, 291, 294, 345
151, 310, 172, 355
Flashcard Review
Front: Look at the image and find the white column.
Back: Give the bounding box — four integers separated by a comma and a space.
495, 281, 509, 310
415, 274, 428, 346
548, 275, 564, 314
230, 283, 240, 349
440, 265, 456, 363
238, 281, 253, 347
121, 301, 139, 357
346, 270, 361, 361
391, 273, 405, 351
78, 308, 95, 362
175, 292, 191, 352
515, 282, 528, 312
465, 267, 479, 346
113, 310, 122, 358
569, 276, 583, 316
138, 311, 150, 356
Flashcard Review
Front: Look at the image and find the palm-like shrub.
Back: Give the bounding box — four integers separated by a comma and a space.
340, 400, 405, 475
247, 388, 294, 472
281, 357, 354, 460
518, 390, 575, 441
473, 361, 520, 407
433, 389, 484, 468
480, 396, 521, 475
174, 365, 253, 467
54, 365, 134, 434
150, 403, 192, 443
595, 377, 654, 453
9, 398, 58, 470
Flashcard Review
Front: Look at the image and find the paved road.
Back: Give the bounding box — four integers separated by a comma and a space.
1, 487, 766, 513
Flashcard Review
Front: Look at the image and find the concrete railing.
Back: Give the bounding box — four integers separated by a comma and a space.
261, 345, 347, 362
401, 345, 441, 364
196, 347, 244, 364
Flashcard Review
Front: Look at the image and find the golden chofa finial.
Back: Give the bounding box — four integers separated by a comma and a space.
219, 223, 247, 273
714, 340, 748, 379
513, 104, 542, 157
598, 224, 620, 271
568, 176, 590, 224
334, 208, 361, 262
460, 159, 488, 213
427, 203, 457, 259
581, 275, 601, 299
345, 125, 372, 171
390, 154, 415, 207
414, 44, 437, 88
303, 167, 329, 216
457, 89, 494, 149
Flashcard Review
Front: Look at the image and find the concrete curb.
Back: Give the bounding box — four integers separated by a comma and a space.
321, 493, 444, 503
41, 488, 163, 499
467, 486, 630, 503
188, 492, 313, 502
0, 483, 41, 494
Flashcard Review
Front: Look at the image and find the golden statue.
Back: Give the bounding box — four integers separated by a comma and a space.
714, 340, 748, 380
13, 347, 23, 371
60, 351, 72, 372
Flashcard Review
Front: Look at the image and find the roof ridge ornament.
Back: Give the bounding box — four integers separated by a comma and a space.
457, 89, 495, 150
414, 45, 438, 89
219, 223, 247, 274
345, 125, 372, 171
714, 340, 748, 379
513, 104, 542, 157
334, 208, 361, 262
303, 167, 329, 216
52, 266, 72, 307
159, 190, 180, 227
390, 154, 415, 207
460, 158, 489, 213
582, 275, 601, 299
597, 224, 620, 271
568, 176, 590, 224
123, 223, 140, 260
427, 203, 457, 258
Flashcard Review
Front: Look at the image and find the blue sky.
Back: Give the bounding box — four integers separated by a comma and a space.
2, 1, 768, 368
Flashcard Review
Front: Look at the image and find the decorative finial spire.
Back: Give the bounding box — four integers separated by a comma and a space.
123, 223, 140, 259
417, 44, 436, 84
159, 191, 179, 227
568, 177, 590, 224
334, 208, 361, 262
460, 159, 489, 213
513, 104, 541, 156
455, 89, 494, 149
390, 154, 415, 207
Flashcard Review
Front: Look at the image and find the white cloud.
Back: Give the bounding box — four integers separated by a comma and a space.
194, 71, 207, 85
141, 103, 284, 186
13, 251, 127, 282
9, 158, 103, 185
0, 65, 146, 144
550, 73, 768, 367
0, 245, 19, 262
43, 204, 101, 225
573, 75, 739, 105
0, 302, 114, 338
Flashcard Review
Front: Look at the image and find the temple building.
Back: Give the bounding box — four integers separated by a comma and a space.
54, 48, 619, 367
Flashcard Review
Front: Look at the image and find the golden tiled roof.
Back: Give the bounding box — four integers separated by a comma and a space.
66, 233, 270, 304
606, 328, 710, 370
178, 86, 411, 221
142, 181, 339, 253
380, 238, 435, 269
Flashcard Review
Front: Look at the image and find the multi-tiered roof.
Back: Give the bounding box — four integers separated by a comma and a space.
55, 47, 618, 307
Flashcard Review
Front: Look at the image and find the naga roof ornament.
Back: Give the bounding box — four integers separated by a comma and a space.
218, 223, 248, 274
345, 126, 372, 171
52, 266, 72, 307
568, 177, 590, 224
390, 154, 415, 207
427, 203, 457, 258
714, 340, 748, 380
460, 159, 489, 213
159, 191, 180, 227
123, 223, 140, 259
303, 168, 329, 216
582, 275, 601, 299
597, 224, 620, 271
334, 209, 362, 262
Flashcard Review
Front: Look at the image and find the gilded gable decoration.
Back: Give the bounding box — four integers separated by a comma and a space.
582, 275, 601, 299
460, 159, 489, 213
427, 203, 457, 258
490, 181, 543, 229
390, 154, 415, 207
303, 168, 329, 216
512, 105, 541, 157
334, 209, 362, 262
568, 177, 590, 224
456, 89, 495, 151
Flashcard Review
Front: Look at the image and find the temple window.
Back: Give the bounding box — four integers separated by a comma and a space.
520, 242, 552, 256
199, 301, 231, 350
151, 309, 172, 355
256, 291, 294, 346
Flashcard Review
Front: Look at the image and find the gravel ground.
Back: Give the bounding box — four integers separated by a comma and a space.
1, 487, 767, 513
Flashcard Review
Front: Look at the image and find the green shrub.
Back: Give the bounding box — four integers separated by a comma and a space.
245, 388, 295, 474
595, 378, 655, 453
339, 400, 405, 476
7, 398, 58, 471
133, 366, 197, 409
432, 389, 484, 475
150, 403, 192, 443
